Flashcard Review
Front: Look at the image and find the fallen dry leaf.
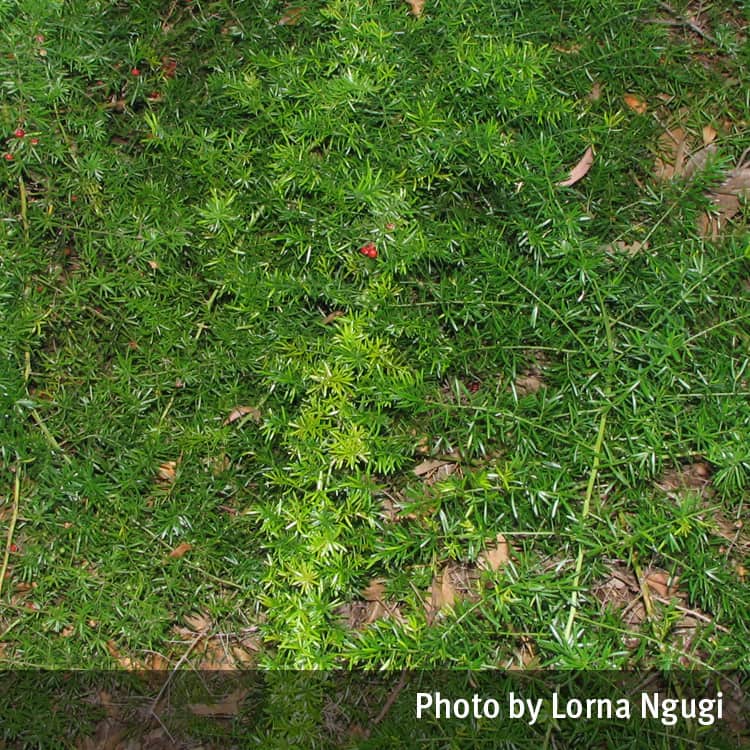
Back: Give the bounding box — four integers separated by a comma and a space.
156, 460, 178, 483
479, 534, 510, 571
624, 93, 647, 114
198, 637, 238, 671
337, 578, 404, 627
513, 373, 544, 397
413, 457, 460, 485
223, 405, 261, 425
278, 5, 304, 25
161, 57, 177, 78
105, 640, 140, 670
147, 259, 159, 270
189, 688, 249, 717
557, 146, 594, 187
682, 142, 717, 181
657, 461, 712, 495
425, 562, 480, 623
644, 569, 680, 598
602, 239, 650, 256
588, 81, 602, 102
405, 0, 425, 17
76, 718, 127, 750
653, 127, 689, 181
553, 42, 582, 53
322, 310, 345, 324
362, 578, 387, 602
430, 568, 457, 612
231, 644, 257, 666
144, 652, 170, 670
168, 542, 192, 559
699, 154, 750, 239
183, 611, 212, 633
702, 124, 718, 145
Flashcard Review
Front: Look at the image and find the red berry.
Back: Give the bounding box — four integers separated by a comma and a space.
71, 194, 78, 202
14, 128, 25, 138
30, 138, 39, 145
360, 242, 377, 258
368, 247, 378, 258
3, 153, 13, 161
9, 543, 18, 553
131, 67, 141, 76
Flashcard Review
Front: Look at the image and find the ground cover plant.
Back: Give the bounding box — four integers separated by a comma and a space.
1, 0, 749, 741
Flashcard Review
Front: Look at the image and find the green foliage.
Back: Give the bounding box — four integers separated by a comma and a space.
0, 0, 749, 689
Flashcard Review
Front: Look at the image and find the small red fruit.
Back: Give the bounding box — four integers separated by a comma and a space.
30, 138, 39, 145
3, 153, 13, 161
9, 543, 19, 553
14, 128, 25, 138
131, 67, 141, 76
360, 242, 377, 258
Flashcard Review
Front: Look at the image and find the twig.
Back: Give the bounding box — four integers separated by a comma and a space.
30, 409, 72, 463
149, 626, 208, 721
632, 559, 657, 623
652, 1, 720, 45
373, 670, 409, 726
0, 470, 22, 601
650, 595, 731, 633
564, 407, 608, 642
135, 522, 244, 590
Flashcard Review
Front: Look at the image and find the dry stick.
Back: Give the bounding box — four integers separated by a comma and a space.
653, 1, 720, 45
372, 670, 409, 726
649, 595, 731, 634
149, 626, 209, 731
564, 281, 614, 643
30, 409, 72, 464
0, 470, 21, 601
631, 558, 657, 624
563, 408, 608, 643
136, 522, 243, 590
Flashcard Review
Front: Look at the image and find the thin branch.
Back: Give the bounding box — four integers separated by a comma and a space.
650, 2, 720, 45
373, 670, 409, 726
0, 470, 22, 601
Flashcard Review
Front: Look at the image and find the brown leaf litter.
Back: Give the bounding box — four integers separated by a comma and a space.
426, 536, 514, 623
650, 109, 748, 238
623, 93, 648, 114
425, 561, 480, 623
557, 146, 594, 187
656, 460, 712, 497
656, 461, 748, 583
223, 404, 261, 425
413, 456, 461, 485
278, 5, 304, 25
337, 578, 404, 629
699, 148, 750, 239
171, 612, 260, 670
405, 0, 425, 17
592, 561, 723, 659
507, 352, 548, 398
188, 687, 249, 717
478, 534, 511, 572
155, 458, 179, 484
